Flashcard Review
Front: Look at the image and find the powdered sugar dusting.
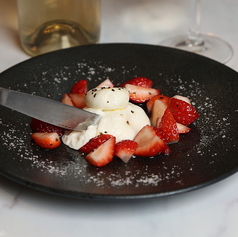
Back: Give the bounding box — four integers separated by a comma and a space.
164, 75, 231, 150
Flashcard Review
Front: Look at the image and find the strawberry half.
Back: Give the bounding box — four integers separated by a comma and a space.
120, 77, 153, 88
115, 140, 138, 163
152, 127, 171, 155
61, 93, 74, 106
172, 95, 191, 104
68, 93, 86, 109
31, 132, 61, 149
134, 125, 168, 157
169, 98, 199, 125
157, 108, 179, 144
70, 79, 88, 94
86, 136, 116, 167
150, 99, 169, 127
79, 134, 113, 154
146, 94, 170, 113
176, 123, 191, 134
125, 84, 160, 103
31, 118, 63, 136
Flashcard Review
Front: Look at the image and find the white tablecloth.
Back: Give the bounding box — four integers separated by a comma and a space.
0, 0, 238, 236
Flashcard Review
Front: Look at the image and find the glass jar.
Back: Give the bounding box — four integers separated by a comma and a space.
17, 0, 101, 56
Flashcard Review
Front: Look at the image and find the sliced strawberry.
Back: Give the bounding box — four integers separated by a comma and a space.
115, 140, 138, 163
68, 93, 86, 108
157, 108, 179, 144
79, 134, 113, 153
152, 127, 171, 155
96, 78, 114, 88
120, 77, 153, 88
134, 125, 167, 157
86, 136, 116, 167
125, 84, 160, 103
31, 118, 63, 136
31, 132, 61, 149
169, 98, 199, 125
146, 94, 170, 113
61, 93, 74, 106
70, 79, 88, 94
172, 95, 191, 104
176, 123, 191, 134
150, 99, 168, 127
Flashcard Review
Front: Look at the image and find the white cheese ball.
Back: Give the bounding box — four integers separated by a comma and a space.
85, 87, 129, 111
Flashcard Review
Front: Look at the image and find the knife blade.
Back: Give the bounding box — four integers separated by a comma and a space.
0, 87, 100, 131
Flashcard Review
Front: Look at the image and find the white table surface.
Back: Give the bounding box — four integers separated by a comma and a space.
0, 0, 238, 236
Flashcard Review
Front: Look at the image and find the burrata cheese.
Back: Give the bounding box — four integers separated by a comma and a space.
62, 86, 151, 150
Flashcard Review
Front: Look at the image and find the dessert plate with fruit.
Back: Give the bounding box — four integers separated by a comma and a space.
0, 43, 237, 199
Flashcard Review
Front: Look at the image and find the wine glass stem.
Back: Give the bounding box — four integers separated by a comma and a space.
187, 0, 204, 46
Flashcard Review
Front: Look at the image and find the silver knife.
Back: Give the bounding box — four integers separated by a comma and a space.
0, 87, 100, 131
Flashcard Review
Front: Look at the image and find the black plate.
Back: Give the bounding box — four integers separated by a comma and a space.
0, 43, 238, 200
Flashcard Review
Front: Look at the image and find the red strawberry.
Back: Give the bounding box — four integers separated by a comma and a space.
169, 98, 199, 125
79, 134, 113, 153
157, 119, 191, 134
86, 136, 116, 167
172, 95, 191, 104
68, 93, 86, 109
61, 93, 74, 106
115, 140, 138, 163
31, 118, 63, 136
70, 80, 88, 94
134, 125, 168, 156
120, 77, 153, 88
124, 84, 160, 103
146, 94, 170, 113
150, 99, 168, 126
176, 123, 191, 133
152, 127, 171, 154
157, 108, 179, 144
31, 132, 61, 149
96, 78, 114, 88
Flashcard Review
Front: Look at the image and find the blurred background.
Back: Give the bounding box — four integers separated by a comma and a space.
0, 0, 236, 68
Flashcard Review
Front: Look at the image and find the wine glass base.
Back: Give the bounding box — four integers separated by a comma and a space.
160, 33, 233, 64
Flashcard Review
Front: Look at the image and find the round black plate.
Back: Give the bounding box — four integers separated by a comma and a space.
0, 43, 238, 200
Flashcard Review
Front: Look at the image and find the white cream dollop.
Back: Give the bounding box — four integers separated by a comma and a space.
85, 87, 129, 110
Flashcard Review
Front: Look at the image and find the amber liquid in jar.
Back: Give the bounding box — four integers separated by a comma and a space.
17, 0, 101, 56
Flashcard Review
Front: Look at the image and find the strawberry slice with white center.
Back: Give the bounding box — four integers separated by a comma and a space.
157, 108, 179, 144
96, 78, 115, 88
86, 136, 116, 167
146, 94, 170, 113
172, 95, 191, 104
61, 93, 74, 106
68, 93, 86, 109
79, 134, 113, 154
115, 140, 138, 163
169, 98, 199, 126
70, 79, 88, 94
150, 99, 168, 127
176, 122, 191, 134
120, 77, 153, 88
31, 132, 61, 149
124, 84, 160, 103
134, 125, 168, 157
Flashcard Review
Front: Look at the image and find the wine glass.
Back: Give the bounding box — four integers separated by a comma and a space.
160, 0, 233, 64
